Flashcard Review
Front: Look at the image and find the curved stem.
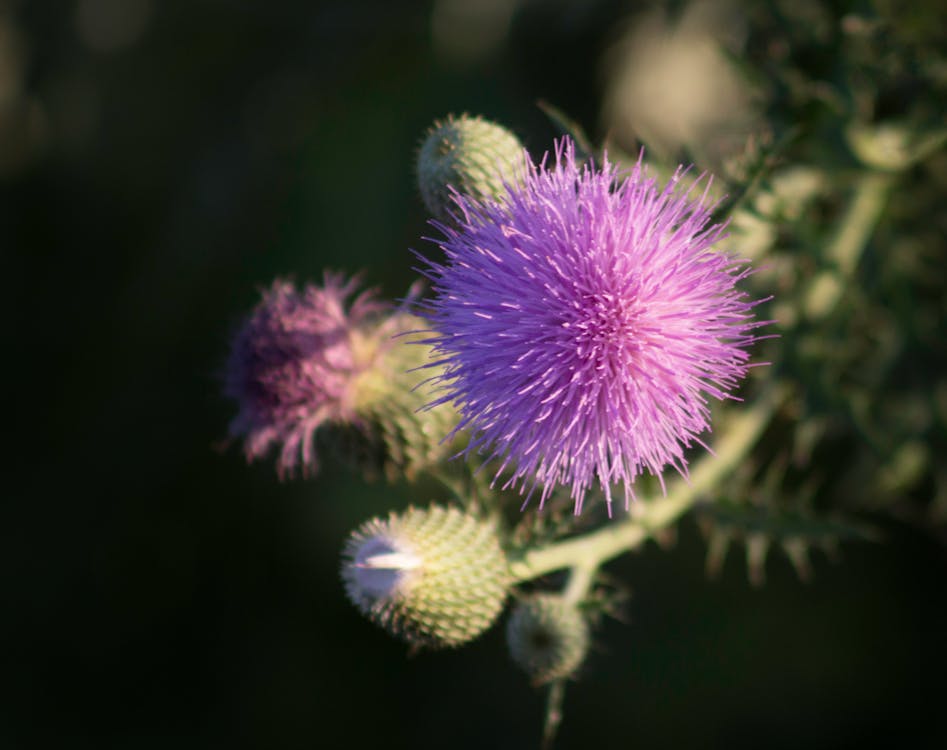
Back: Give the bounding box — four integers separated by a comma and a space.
509, 381, 789, 582
802, 170, 895, 320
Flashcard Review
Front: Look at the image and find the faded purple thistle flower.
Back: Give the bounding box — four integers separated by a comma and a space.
418, 139, 764, 514
224, 274, 388, 478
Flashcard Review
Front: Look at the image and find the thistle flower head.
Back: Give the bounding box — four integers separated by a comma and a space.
418, 139, 764, 513
341, 505, 511, 648
224, 274, 456, 479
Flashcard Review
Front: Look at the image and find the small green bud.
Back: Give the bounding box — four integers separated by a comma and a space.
506, 594, 590, 685
416, 113, 525, 221
341, 505, 512, 649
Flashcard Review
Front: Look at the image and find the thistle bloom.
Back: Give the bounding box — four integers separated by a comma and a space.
225, 274, 457, 479
418, 139, 763, 514
223, 274, 385, 477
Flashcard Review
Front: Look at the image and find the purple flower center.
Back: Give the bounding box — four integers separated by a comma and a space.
570, 290, 640, 367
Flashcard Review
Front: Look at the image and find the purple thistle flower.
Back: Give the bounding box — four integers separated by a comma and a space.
417, 139, 765, 514
224, 273, 388, 478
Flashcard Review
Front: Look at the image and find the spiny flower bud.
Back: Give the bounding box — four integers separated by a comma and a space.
416, 113, 525, 222
506, 594, 590, 685
341, 505, 511, 649
223, 274, 458, 480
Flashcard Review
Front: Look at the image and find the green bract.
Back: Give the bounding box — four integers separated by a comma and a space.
332, 313, 461, 482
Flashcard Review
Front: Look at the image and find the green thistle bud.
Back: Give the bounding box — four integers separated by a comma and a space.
416, 113, 525, 222
341, 505, 512, 649
506, 594, 590, 685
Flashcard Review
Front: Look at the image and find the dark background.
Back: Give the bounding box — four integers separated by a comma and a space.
4, 1, 946, 748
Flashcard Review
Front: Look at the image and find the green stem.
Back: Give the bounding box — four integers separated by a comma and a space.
802, 170, 895, 320
510, 381, 789, 582
541, 680, 566, 750
560, 561, 597, 605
